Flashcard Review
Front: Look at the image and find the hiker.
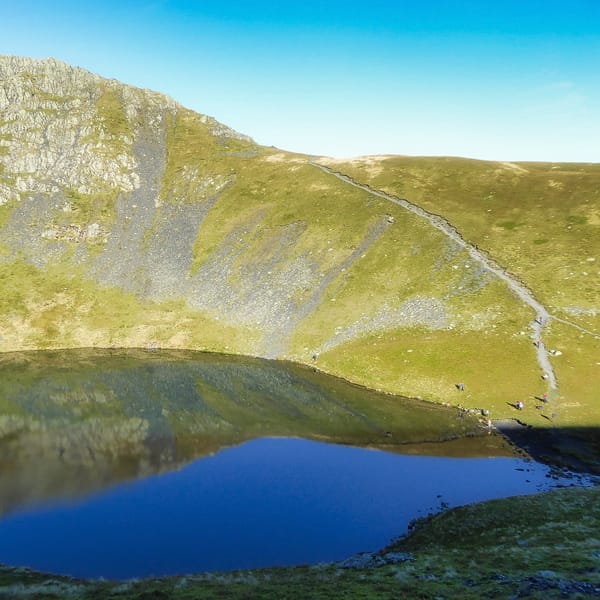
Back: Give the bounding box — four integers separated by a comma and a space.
542, 393, 548, 403
312, 353, 318, 363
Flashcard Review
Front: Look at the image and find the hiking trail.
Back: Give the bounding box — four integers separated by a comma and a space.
312, 162, 559, 393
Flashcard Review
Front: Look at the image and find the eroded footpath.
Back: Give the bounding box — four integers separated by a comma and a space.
312, 162, 559, 393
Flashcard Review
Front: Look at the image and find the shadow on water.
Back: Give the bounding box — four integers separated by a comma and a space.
494, 420, 600, 475
0, 348, 513, 515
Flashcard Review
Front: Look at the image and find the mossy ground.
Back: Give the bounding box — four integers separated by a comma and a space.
1, 486, 597, 599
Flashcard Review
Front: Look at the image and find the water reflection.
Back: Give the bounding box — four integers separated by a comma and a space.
0, 438, 580, 579
0, 348, 508, 516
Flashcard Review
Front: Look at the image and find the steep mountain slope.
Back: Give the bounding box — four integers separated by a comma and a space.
0, 56, 596, 424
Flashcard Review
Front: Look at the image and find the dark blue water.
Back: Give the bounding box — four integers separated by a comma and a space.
0, 438, 577, 579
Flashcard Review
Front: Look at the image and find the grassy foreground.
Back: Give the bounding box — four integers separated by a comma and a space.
1, 485, 597, 599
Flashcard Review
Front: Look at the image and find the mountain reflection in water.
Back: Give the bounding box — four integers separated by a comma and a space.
0, 348, 510, 516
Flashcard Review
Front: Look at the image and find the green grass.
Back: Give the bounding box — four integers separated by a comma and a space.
317, 155, 600, 425
192, 159, 391, 275
0, 259, 260, 354
544, 319, 600, 426
319, 156, 600, 325
317, 321, 538, 420
96, 86, 132, 142
58, 188, 118, 230
160, 108, 258, 205
497, 220, 522, 230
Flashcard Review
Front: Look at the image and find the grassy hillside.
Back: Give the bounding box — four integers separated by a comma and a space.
0, 57, 598, 428
316, 156, 600, 326
317, 156, 600, 426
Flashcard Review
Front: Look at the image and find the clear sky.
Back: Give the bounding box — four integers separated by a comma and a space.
2, 0, 599, 162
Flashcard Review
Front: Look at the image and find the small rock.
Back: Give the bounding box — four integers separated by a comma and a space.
382, 552, 415, 565
537, 570, 557, 578
336, 553, 385, 569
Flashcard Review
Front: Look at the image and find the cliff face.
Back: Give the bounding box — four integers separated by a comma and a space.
0, 56, 248, 279
0, 56, 560, 416
1, 57, 167, 203
0, 56, 270, 350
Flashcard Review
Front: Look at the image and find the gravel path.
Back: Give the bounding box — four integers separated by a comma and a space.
313, 162, 558, 392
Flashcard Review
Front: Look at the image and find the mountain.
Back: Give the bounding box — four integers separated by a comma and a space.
0, 56, 598, 425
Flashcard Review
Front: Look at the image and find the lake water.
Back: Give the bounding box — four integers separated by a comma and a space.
0, 438, 579, 579
0, 350, 583, 579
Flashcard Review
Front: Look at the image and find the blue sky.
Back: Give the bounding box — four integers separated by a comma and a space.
2, 0, 599, 161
